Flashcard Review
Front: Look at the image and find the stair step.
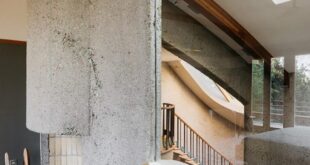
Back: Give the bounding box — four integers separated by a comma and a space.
185, 160, 200, 165
161, 145, 177, 154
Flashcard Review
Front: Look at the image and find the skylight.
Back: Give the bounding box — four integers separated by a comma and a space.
272, 0, 291, 5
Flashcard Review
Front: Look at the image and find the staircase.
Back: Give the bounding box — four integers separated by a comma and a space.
161, 103, 233, 165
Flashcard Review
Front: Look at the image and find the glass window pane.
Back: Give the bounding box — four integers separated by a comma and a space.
270, 57, 285, 128
295, 55, 310, 126
251, 59, 264, 126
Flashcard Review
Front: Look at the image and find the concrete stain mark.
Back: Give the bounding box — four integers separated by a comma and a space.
53, 30, 103, 89
88, 48, 103, 89
53, 30, 103, 134
87, 48, 103, 131
91, 112, 98, 120
88, 0, 94, 5
62, 32, 78, 48
62, 126, 81, 136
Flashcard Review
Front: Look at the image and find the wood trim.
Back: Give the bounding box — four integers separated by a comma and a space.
0, 39, 26, 45
216, 84, 232, 102
183, 0, 289, 84
184, 0, 271, 63
174, 113, 233, 163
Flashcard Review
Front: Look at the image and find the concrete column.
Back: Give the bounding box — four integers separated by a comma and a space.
27, 0, 93, 135
27, 0, 161, 164
40, 134, 49, 165
263, 69, 271, 131
283, 56, 295, 128
244, 103, 253, 132
283, 73, 295, 128
162, 0, 252, 105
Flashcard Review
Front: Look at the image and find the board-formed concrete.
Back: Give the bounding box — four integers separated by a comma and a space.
245, 128, 310, 165
162, 0, 252, 105
27, 0, 92, 135
27, 0, 161, 164
162, 0, 252, 130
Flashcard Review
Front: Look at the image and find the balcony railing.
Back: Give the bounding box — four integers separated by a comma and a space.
162, 103, 233, 165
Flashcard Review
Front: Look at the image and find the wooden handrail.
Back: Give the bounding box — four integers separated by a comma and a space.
161, 103, 233, 165
174, 113, 233, 164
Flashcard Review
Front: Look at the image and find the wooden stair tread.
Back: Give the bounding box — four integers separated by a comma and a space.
160, 145, 177, 154
185, 160, 200, 165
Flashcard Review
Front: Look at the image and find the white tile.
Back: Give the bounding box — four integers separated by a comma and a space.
55, 137, 62, 156
67, 156, 73, 165
71, 156, 77, 165
61, 137, 67, 155
71, 138, 77, 155
66, 137, 72, 155
55, 156, 61, 165
49, 156, 55, 165
76, 138, 82, 155
77, 157, 82, 165
49, 137, 55, 156
61, 156, 67, 165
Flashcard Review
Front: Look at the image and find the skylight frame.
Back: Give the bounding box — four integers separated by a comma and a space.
272, 0, 291, 5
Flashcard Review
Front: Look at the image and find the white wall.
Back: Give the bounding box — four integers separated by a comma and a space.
0, 0, 27, 41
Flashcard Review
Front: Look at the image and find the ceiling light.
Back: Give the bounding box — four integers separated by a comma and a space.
272, 0, 291, 5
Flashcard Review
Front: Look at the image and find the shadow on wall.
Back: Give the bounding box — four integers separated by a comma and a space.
0, 43, 40, 165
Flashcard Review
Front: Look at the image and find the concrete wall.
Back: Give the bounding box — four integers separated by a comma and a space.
162, 0, 252, 129
245, 128, 310, 165
161, 63, 246, 162
162, 0, 251, 105
0, 0, 27, 41
27, 0, 161, 164
0, 43, 40, 164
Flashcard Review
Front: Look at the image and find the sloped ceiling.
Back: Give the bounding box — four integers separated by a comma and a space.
170, 0, 310, 72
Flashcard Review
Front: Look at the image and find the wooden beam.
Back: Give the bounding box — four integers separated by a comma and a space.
0, 39, 26, 45
183, 0, 289, 84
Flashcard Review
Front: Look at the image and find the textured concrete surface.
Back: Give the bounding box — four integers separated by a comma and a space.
162, 0, 253, 130
284, 72, 295, 128
27, 0, 92, 135
27, 0, 161, 164
40, 134, 49, 165
245, 127, 310, 165
162, 0, 252, 105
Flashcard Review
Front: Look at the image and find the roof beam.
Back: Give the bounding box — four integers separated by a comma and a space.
183, 0, 289, 84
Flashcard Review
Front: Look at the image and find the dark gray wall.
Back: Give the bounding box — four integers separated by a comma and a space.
0, 43, 40, 165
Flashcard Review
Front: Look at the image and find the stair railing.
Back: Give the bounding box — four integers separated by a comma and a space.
162, 103, 233, 165
162, 103, 175, 150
